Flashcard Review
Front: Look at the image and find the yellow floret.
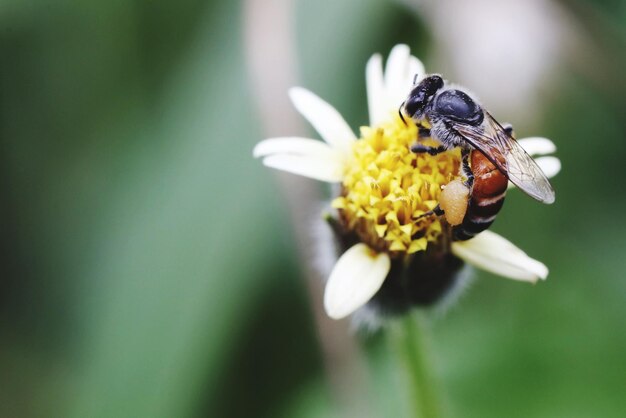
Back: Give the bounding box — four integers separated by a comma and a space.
332, 113, 461, 257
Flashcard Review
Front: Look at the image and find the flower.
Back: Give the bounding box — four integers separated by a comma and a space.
253, 44, 560, 321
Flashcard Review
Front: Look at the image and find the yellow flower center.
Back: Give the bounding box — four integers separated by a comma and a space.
332, 113, 461, 257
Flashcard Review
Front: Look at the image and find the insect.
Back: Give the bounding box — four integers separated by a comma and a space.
401, 74, 555, 241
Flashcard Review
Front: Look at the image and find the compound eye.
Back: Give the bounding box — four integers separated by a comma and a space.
434, 89, 483, 124
404, 75, 444, 117
404, 94, 423, 117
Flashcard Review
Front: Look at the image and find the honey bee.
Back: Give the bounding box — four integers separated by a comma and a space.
401, 74, 555, 240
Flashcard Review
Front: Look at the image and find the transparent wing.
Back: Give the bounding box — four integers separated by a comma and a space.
452, 112, 555, 204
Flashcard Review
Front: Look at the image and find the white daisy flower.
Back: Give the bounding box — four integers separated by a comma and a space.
253, 44, 560, 321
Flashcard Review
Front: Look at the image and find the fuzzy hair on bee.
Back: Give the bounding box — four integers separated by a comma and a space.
404, 73, 555, 242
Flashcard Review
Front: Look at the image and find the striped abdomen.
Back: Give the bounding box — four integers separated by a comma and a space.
453, 151, 508, 241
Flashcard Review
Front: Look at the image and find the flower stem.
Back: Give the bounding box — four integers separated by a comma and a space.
390, 311, 443, 418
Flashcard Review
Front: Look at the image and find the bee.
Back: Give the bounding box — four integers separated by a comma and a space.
401, 74, 555, 241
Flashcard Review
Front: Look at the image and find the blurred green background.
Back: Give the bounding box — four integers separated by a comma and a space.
1, 0, 625, 417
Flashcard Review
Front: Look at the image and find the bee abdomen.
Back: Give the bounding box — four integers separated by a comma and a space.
452, 197, 505, 240
453, 151, 508, 241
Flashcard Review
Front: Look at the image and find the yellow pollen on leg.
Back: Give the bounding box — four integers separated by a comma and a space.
332, 113, 461, 257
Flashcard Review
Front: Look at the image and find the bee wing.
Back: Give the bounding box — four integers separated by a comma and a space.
452, 112, 556, 204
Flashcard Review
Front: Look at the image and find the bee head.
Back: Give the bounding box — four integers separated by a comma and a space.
403, 75, 444, 119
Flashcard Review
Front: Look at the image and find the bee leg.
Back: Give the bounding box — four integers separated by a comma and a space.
415, 205, 444, 220
410, 143, 447, 155
461, 148, 474, 189
418, 127, 431, 139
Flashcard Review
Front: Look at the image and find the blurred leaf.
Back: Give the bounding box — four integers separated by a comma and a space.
65, 1, 306, 417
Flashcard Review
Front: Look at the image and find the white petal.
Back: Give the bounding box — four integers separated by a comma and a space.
392, 56, 426, 112
288, 87, 356, 156
253, 137, 340, 160
535, 156, 561, 179
324, 244, 391, 319
451, 230, 548, 283
408, 56, 426, 86
262, 154, 344, 183
517, 137, 557, 156
369, 45, 426, 124
366, 53, 385, 126
384, 44, 410, 100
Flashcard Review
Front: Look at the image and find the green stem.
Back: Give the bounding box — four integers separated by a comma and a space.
390, 312, 443, 418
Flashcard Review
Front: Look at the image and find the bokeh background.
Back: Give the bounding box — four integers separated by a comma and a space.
1, 0, 625, 417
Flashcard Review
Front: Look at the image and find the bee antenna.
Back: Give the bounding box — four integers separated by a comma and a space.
413, 73, 419, 84
398, 102, 407, 126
